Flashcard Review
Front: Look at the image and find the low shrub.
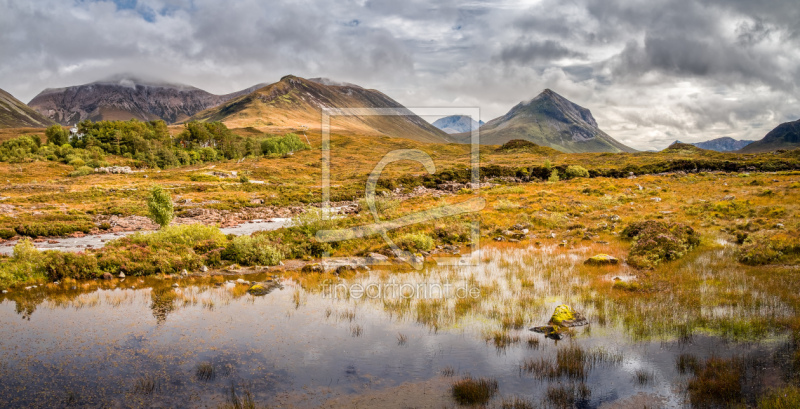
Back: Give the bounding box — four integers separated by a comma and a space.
125, 224, 227, 249
564, 165, 590, 179
69, 166, 94, 177
738, 230, 800, 265
15, 221, 94, 237
622, 220, 700, 269
44, 252, 102, 280
0, 239, 47, 289
395, 232, 434, 252
0, 228, 15, 239
223, 234, 283, 266
261, 133, 309, 156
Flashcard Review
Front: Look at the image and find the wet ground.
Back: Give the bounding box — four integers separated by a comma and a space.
0, 219, 291, 255
0, 244, 792, 408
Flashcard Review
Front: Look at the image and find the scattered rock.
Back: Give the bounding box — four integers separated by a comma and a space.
236, 278, 247, 284
776, 223, 785, 229
335, 265, 356, 275
118, 272, 125, 278
584, 254, 619, 266
172, 283, 179, 288
301, 263, 324, 273
723, 195, 735, 201
181, 269, 188, 276
200, 265, 209, 273
366, 253, 389, 263
651, 197, 661, 202
102, 272, 113, 280
609, 215, 621, 222
1, 290, 7, 294
247, 283, 274, 296
95, 166, 133, 174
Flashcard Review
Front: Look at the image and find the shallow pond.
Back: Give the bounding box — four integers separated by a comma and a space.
0, 244, 792, 408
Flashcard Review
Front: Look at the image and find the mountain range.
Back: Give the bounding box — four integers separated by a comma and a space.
739, 119, 800, 153
672, 137, 754, 152
453, 89, 636, 153
432, 115, 484, 134
0, 88, 53, 128
28, 75, 267, 125
1, 74, 798, 153
188, 75, 452, 143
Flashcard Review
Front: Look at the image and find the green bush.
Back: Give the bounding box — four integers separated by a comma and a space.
0, 239, 47, 289
261, 133, 310, 156
45, 125, 70, 146
68, 158, 86, 168
0, 229, 15, 240
123, 224, 227, 249
69, 166, 94, 177
395, 232, 434, 252
564, 165, 589, 179
622, 220, 700, 269
44, 252, 101, 280
223, 234, 283, 266
147, 185, 174, 228
548, 170, 560, 182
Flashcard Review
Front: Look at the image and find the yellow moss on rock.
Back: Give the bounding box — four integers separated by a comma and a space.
549, 304, 576, 325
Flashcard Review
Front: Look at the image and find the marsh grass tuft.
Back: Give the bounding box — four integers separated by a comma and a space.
486, 330, 520, 349
133, 374, 161, 395
634, 369, 654, 385
196, 362, 215, 382
451, 376, 498, 405
687, 356, 743, 407
677, 353, 701, 374
350, 324, 363, 337
545, 383, 590, 409
221, 385, 258, 409
397, 332, 407, 345
440, 366, 456, 377
525, 336, 540, 349
499, 396, 535, 409
521, 344, 622, 380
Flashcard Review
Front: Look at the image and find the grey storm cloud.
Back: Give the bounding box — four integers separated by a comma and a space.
0, 0, 798, 150
500, 40, 586, 65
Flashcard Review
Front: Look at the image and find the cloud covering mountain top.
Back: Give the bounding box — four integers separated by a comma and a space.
1, 0, 797, 149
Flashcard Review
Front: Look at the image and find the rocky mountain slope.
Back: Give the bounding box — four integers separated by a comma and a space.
0, 88, 53, 128
28, 76, 266, 125
189, 75, 453, 143
432, 115, 484, 134
453, 89, 635, 153
738, 119, 800, 153
671, 137, 754, 152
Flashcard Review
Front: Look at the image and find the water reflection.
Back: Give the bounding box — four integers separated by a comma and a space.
0, 244, 796, 408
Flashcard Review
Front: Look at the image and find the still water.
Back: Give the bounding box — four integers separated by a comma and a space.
0, 245, 788, 408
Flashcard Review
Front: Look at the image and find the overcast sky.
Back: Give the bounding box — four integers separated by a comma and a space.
1, 0, 798, 150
